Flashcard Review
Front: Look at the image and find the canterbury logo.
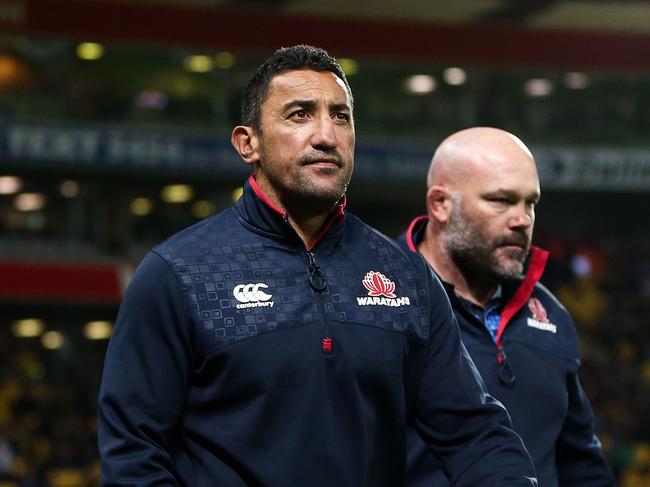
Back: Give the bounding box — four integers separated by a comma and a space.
233, 283, 274, 309
357, 271, 410, 307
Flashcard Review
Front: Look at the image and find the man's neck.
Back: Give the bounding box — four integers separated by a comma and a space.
417, 225, 497, 308
281, 194, 340, 248
287, 211, 329, 247
253, 177, 336, 247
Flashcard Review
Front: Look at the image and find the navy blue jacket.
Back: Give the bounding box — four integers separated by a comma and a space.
400, 216, 614, 487
98, 178, 537, 486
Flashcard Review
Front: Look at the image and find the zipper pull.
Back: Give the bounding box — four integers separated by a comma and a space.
307, 251, 327, 291
322, 337, 333, 354
497, 345, 516, 386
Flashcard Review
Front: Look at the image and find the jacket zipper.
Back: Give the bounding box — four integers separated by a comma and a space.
280, 213, 333, 356
306, 250, 333, 355
496, 341, 516, 385
493, 248, 549, 385
468, 303, 516, 386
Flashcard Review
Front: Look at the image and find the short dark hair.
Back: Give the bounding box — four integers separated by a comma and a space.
240, 44, 353, 131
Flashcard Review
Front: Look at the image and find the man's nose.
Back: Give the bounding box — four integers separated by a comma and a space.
311, 116, 338, 150
508, 204, 534, 230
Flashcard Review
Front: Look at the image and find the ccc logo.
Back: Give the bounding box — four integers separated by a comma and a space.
233, 283, 273, 303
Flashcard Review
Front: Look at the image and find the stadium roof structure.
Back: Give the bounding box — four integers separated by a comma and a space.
2, 0, 650, 71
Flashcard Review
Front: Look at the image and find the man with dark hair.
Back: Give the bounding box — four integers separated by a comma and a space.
240, 44, 353, 130
98, 46, 537, 486
400, 127, 615, 487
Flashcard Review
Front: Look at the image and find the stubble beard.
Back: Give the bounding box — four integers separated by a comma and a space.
443, 205, 530, 283
285, 150, 353, 209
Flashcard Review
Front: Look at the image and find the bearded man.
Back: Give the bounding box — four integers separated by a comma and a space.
400, 127, 614, 487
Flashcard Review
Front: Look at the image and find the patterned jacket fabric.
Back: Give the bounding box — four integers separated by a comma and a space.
98, 177, 537, 486
400, 216, 615, 487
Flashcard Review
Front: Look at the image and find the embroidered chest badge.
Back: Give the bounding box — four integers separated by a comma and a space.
357, 271, 410, 307
526, 297, 557, 334
233, 283, 275, 309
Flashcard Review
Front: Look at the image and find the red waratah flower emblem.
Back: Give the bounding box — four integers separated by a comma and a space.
362, 271, 397, 298
528, 297, 548, 321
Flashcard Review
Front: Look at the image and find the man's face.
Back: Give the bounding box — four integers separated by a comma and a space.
251, 69, 355, 210
443, 159, 540, 282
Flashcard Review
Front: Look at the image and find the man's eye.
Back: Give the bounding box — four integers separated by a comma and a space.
291, 110, 308, 119
333, 112, 350, 121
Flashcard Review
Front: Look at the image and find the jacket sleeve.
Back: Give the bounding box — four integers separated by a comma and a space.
414, 269, 538, 486
98, 251, 193, 486
555, 368, 615, 486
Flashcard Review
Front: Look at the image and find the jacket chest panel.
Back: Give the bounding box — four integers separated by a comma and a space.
455, 294, 577, 364
179, 246, 419, 359
502, 300, 578, 363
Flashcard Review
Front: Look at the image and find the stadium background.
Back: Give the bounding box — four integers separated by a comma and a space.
0, 0, 649, 485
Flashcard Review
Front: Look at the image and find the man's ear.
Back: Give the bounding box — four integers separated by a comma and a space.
231, 125, 259, 165
427, 185, 453, 224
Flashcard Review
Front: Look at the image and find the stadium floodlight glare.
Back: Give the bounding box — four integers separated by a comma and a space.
338, 58, 359, 76
0, 55, 22, 87
231, 186, 244, 203
41, 331, 64, 350
565, 72, 590, 90
161, 184, 194, 204
192, 200, 216, 219
184, 55, 213, 73
443, 67, 467, 86
77, 42, 104, 60
59, 180, 80, 198
12, 318, 45, 338
214, 52, 235, 69
130, 197, 154, 216
83, 321, 113, 340
524, 78, 554, 97
0, 175, 22, 194
405, 75, 436, 94
14, 192, 46, 211
134, 89, 169, 109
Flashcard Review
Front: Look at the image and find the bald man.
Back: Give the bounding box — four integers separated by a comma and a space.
399, 127, 614, 487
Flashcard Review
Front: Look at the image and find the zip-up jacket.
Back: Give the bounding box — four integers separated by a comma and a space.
98, 178, 537, 486
400, 216, 614, 487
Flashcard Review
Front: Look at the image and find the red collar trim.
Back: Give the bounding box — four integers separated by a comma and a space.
495, 245, 549, 345
306, 194, 346, 251
405, 215, 428, 252
248, 174, 286, 217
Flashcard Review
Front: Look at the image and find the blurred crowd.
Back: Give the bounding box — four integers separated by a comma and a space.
539, 232, 650, 486
0, 334, 103, 487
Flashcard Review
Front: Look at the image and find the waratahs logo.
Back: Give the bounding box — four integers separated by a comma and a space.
526, 297, 556, 333
357, 271, 410, 307
363, 271, 397, 298
527, 297, 548, 321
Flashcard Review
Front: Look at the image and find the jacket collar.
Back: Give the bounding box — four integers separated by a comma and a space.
234, 175, 347, 251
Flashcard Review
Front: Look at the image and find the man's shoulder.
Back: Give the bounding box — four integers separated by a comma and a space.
153, 207, 237, 259
345, 214, 431, 272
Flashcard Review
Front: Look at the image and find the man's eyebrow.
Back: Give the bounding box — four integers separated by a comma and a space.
282, 100, 351, 112
485, 189, 541, 201
282, 99, 316, 111
330, 102, 351, 112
